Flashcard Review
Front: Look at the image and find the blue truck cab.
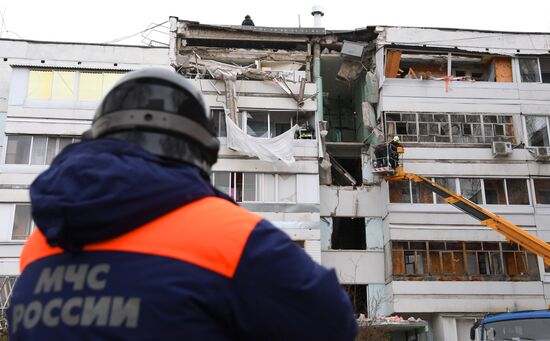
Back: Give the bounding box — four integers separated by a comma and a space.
470, 310, 550, 341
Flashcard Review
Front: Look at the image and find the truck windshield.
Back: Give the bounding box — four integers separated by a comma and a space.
483, 318, 550, 340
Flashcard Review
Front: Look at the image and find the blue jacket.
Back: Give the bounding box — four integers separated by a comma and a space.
9, 139, 357, 340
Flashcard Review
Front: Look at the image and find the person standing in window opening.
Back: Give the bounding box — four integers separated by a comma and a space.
8, 67, 357, 341
389, 135, 401, 169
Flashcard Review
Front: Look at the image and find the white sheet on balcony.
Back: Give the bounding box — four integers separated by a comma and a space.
225, 114, 297, 165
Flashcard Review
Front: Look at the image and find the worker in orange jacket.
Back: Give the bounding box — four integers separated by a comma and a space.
9, 68, 358, 340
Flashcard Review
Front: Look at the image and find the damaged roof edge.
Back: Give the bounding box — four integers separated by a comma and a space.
179, 19, 326, 36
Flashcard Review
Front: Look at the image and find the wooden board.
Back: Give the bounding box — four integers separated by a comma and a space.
385, 50, 402, 78
495, 57, 513, 82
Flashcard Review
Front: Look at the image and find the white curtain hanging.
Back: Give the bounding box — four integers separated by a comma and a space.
225, 114, 298, 165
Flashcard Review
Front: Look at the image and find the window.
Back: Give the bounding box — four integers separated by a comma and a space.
460, 178, 483, 204
435, 178, 457, 204
519, 58, 541, 83
242, 110, 315, 139
212, 110, 227, 137
392, 240, 539, 281
540, 57, 550, 83
484, 179, 506, 205
385, 112, 515, 144
534, 178, 550, 204
506, 179, 530, 205
78, 72, 124, 101
390, 177, 530, 206
212, 172, 296, 203
411, 180, 433, 203
5, 135, 79, 165
525, 116, 549, 147
246, 111, 269, 138
27, 69, 124, 102
386, 49, 504, 82
331, 217, 366, 250
389, 181, 411, 203
11, 204, 33, 240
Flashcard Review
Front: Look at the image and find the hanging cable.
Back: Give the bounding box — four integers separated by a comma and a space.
103, 21, 168, 44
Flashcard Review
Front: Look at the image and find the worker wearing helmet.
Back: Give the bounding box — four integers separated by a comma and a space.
8, 68, 357, 340
389, 136, 401, 169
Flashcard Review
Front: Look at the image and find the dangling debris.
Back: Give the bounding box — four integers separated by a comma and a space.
225, 114, 298, 165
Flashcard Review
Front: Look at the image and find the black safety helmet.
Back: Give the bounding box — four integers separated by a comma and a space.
83, 67, 220, 177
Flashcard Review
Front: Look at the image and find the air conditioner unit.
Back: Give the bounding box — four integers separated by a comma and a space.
492, 141, 512, 157
533, 146, 550, 161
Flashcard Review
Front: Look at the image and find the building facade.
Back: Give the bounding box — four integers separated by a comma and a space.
0, 38, 168, 325
169, 19, 550, 340
1, 21, 550, 340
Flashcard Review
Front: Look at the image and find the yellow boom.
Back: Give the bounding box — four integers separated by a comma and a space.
384, 148, 550, 267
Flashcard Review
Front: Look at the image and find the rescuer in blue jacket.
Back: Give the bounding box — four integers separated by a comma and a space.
9, 67, 358, 340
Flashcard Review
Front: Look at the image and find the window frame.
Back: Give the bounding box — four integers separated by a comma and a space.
26, 69, 125, 103
518, 57, 543, 83
392, 240, 539, 281
389, 177, 531, 206
3, 135, 80, 166
211, 171, 296, 204
227, 109, 315, 140
532, 177, 550, 205
10, 203, 34, 241
385, 112, 515, 144
523, 115, 550, 147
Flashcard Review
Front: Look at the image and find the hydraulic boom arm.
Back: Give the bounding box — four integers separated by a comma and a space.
388, 172, 550, 267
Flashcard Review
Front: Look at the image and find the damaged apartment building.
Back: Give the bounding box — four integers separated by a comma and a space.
169, 17, 550, 340
0, 13, 549, 341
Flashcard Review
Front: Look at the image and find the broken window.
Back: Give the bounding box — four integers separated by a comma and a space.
386, 50, 448, 79
385, 50, 504, 82
411, 181, 433, 203
5, 135, 79, 165
389, 181, 411, 203
534, 178, 550, 204
519, 58, 541, 83
459, 178, 482, 204
331, 217, 366, 250
212, 172, 296, 203
525, 116, 549, 147
434, 178, 457, 204
385, 112, 515, 144
506, 179, 530, 205
331, 156, 361, 186
11, 204, 33, 240
342, 285, 368, 315
450, 54, 496, 81
392, 241, 539, 280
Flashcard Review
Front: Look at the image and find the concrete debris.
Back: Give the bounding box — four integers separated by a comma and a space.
356, 313, 425, 327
